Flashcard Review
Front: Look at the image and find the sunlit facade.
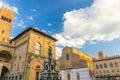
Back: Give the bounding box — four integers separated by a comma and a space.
0, 6, 57, 80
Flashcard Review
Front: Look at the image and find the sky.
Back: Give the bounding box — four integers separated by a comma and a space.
0, 0, 120, 59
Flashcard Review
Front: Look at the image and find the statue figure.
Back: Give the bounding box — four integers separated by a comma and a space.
48, 47, 52, 63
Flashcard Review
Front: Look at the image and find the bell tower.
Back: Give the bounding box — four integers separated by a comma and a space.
0, 6, 15, 43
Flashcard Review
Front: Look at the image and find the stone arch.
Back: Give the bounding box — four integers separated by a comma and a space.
0, 50, 12, 63
0, 66, 9, 79
31, 61, 43, 80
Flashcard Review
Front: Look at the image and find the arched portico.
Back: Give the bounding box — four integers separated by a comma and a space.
0, 66, 9, 79
0, 50, 12, 63
0, 50, 12, 79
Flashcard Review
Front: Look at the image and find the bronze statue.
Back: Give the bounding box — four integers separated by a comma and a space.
48, 47, 52, 63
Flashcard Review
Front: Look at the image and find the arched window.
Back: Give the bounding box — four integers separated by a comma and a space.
115, 62, 118, 67
67, 73, 70, 80
35, 43, 41, 55
104, 63, 107, 68
110, 63, 113, 67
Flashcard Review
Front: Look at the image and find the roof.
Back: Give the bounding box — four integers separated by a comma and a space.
94, 56, 120, 62
12, 27, 57, 41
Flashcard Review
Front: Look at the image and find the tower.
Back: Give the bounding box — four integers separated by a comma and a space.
0, 6, 15, 43
98, 51, 105, 59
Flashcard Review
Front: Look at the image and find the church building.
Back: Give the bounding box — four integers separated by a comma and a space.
59, 46, 94, 80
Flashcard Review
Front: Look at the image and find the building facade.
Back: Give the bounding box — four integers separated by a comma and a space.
0, 6, 57, 80
60, 68, 92, 80
59, 46, 94, 80
94, 51, 120, 80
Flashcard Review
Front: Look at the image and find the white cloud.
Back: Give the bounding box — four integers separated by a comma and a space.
53, 33, 86, 48
0, 1, 4, 8
54, 0, 120, 58
56, 47, 62, 59
34, 27, 40, 31
11, 6, 19, 14
89, 41, 96, 44
48, 23, 52, 26
63, 0, 120, 42
0, 1, 19, 14
17, 20, 26, 28
41, 29, 47, 34
29, 16, 34, 21
10, 36, 15, 39
30, 9, 36, 12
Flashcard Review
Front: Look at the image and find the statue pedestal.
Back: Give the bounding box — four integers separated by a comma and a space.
40, 61, 59, 80
40, 47, 59, 80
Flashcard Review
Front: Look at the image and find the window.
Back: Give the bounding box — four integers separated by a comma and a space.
8, 19, 12, 23
96, 71, 98, 74
100, 64, 103, 68
1, 15, 4, 19
15, 76, 18, 80
36, 72, 39, 80
35, 43, 41, 55
104, 63, 107, 68
67, 73, 70, 80
9, 77, 11, 80
1, 15, 12, 23
3, 16, 6, 21
115, 62, 118, 67
96, 65, 99, 69
107, 70, 109, 73
110, 63, 113, 67
103, 70, 105, 73
6, 18, 9, 22
2, 30, 4, 33
17, 64, 19, 71
12, 76, 14, 80
96, 75, 99, 78
66, 54, 69, 60
112, 70, 114, 73
77, 73, 80, 80
19, 75, 22, 80
36, 66, 40, 80
36, 66, 40, 69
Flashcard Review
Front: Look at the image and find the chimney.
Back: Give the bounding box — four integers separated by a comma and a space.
98, 51, 105, 59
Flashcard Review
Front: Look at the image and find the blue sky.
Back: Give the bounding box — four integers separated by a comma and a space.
1, 0, 120, 58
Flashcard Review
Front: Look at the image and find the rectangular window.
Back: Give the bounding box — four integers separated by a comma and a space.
66, 54, 69, 60
1, 15, 4, 20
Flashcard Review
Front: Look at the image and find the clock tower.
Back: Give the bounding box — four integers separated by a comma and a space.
0, 6, 15, 43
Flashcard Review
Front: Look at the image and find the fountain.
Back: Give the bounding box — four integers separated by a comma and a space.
40, 47, 59, 80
